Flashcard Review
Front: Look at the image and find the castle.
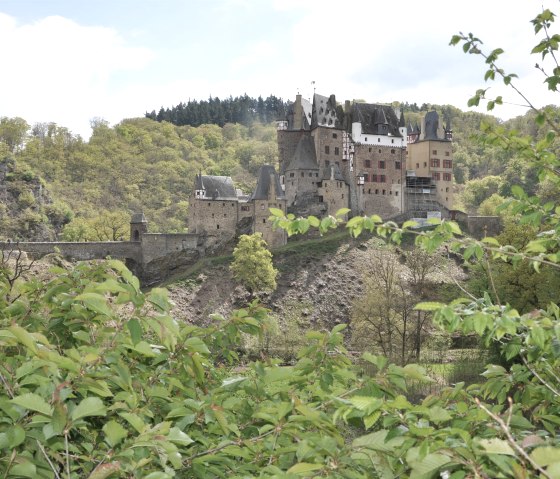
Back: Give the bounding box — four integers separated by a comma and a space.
187, 93, 454, 247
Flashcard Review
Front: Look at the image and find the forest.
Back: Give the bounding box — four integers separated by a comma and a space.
1, 4, 560, 477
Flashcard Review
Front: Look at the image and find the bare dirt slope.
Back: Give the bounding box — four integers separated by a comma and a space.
167, 233, 467, 329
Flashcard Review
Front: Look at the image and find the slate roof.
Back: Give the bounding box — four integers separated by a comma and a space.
311, 93, 339, 129
424, 111, 444, 141
250, 165, 285, 200
285, 135, 319, 171
322, 162, 346, 182
195, 174, 238, 199
350, 103, 403, 137
286, 97, 312, 130
130, 212, 147, 223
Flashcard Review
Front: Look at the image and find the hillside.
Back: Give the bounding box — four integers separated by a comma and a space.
167, 232, 466, 351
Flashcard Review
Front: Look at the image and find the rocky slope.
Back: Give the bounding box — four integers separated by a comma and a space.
167, 232, 467, 332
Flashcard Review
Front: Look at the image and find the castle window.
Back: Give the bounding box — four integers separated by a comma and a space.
375, 189, 378, 194
395, 191, 399, 196
378, 149, 381, 153
443, 159, 452, 169
416, 163, 419, 168
380, 175, 386, 183
379, 160, 385, 169
208, 202, 211, 206
335, 147, 339, 155
443, 173, 452, 181
368, 189, 371, 194
377, 138, 380, 142
325, 160, 330, 168
217, 224, 220, 229
432, 172, 441, 181
365, 160, 371, 168
212, 213, 214, 218
395, 161, 401, 169
432, 150, 437, 155
424, 162, 427, 168
332, 133, 337, 139
241, 205, 250, 211
390, 190, 392, 194
431, 158, 440, 167
391, 149, 395, 154
290, 172, 295, 177
369, 147, 372, 152
446, 187, 449, 192
301, 172, 304, 177
133, 230, 139, 241
224, 213, 227, 217
391, 139, 394, 143
232, 203, 235, 206
325, 145, 330, 154
363, 173, 369, 182
365, 137, 368, 142
445, 151, 450, 156
309, 172, 313, 177
263, 219, 266, 223
342, 193, 344, 199
261, 204, 265, 210
315, 173, 319, 177
382, 189, 386, 195
372, 174, 378, 182
222, 202, 225, 206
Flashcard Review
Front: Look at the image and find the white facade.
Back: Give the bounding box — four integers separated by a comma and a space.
351, 122, 407, 148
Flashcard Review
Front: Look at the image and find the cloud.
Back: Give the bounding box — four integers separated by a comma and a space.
0, 13, 153, 137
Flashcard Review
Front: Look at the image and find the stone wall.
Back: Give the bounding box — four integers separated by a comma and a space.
354, 144, 405, 217
312, 127, 345, 172
317, 178, 349, 218
253, 199, 287, 248
140, 233, 202, 264
0, 241, 142, 263
188, 197, 238, 238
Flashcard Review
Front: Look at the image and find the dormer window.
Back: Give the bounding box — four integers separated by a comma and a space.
195, 189, 205, 198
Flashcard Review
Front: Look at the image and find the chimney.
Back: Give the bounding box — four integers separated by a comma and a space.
294, 94, 303, 130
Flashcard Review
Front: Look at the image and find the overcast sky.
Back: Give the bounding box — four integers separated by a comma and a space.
0, 0, 558, 138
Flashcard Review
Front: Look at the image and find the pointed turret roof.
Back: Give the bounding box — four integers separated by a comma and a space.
285, 135, 319, 171
250, 165, 285, 200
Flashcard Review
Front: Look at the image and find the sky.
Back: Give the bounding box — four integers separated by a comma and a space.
0, 0, 558, 139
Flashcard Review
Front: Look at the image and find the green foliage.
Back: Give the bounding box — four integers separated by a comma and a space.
230, 233, 277, 295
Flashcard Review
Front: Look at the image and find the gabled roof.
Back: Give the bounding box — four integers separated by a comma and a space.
285, 135, 319, 171
195, 174, 238, 199
311, 93, 339, 129
251, 165, 285, 200
322, 163, 346, 182
350, 103, 403, 137
286, 97, 312, 130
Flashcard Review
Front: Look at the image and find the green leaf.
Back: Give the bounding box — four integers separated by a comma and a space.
71, 397, 107, 421
530, 446, 560, 467
409, 452, 452, 479
479, 438, 515, 456
415, 302, 444, 311
168, 427, 194, 446
148, 288, 171, 311
185, 337, 211, 355
287, 463, 323, 474
0, 425, 25, 448
308, 215, 320, 227
11, 393, 52, 416
10, 460, 37, 478
268, 207, 285, 218
75, 292, 112, 316
336, 208, 351, 217
8, 324, 38, 354
103, 420, 128, 447
126, 318, 143, 345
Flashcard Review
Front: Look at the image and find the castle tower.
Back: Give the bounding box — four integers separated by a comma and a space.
130, 212, 148, 242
